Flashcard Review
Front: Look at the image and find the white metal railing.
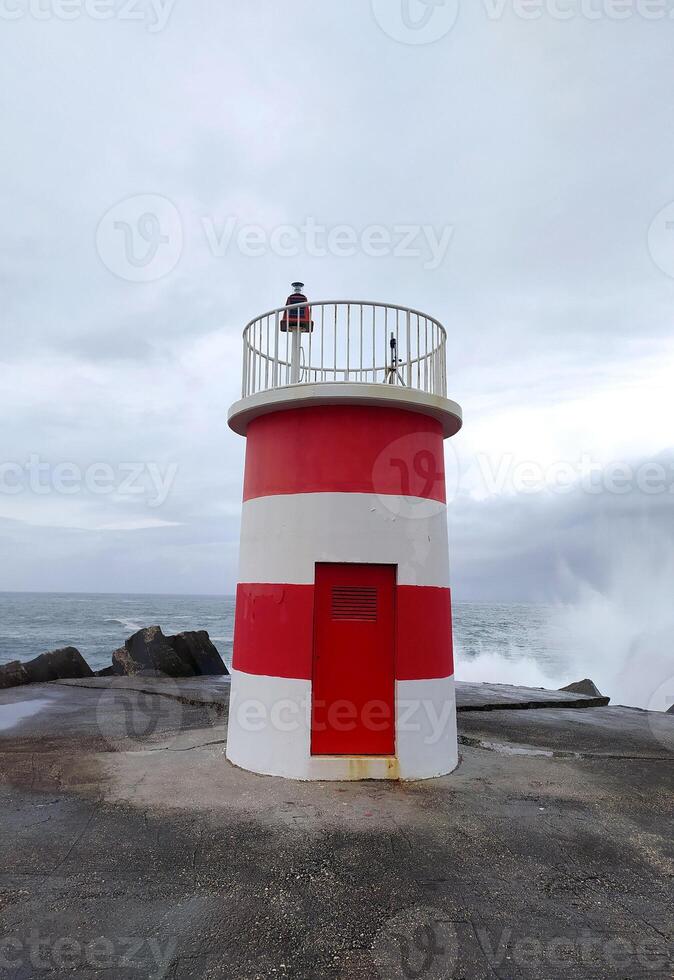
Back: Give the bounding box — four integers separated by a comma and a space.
241, 301, 447, 399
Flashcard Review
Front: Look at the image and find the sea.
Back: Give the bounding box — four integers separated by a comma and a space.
0, 592, 668, 711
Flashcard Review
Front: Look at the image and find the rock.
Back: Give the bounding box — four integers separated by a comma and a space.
667, 704, 674, 715
166, 631, 228, 676
112, 626, 195, 678
94, 665, 115, 677
109, 626, 228, 678
559, 678, 604, 698
0, 660, 30, 690
23, 647, 93, 684
0, 649, 93, 690
110, 647, 128, 676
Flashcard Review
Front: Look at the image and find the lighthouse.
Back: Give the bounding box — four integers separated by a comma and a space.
226, 288, 462, 780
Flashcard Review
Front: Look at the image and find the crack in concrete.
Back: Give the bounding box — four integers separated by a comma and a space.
49, 802, 100, 877
457, 696, 610, 712
54, 681, 227, 714
142, 739, 228, 754
458, 734, 673, 762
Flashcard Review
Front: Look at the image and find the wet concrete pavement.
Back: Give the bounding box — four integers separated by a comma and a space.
0, 678, 672, 979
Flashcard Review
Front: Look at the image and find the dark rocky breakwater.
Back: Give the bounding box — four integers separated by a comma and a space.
0, 626, 229, 690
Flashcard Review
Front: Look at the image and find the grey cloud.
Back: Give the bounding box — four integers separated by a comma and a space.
449, 452, 674, 601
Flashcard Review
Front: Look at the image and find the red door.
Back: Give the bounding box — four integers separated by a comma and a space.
311, 563, 395, 756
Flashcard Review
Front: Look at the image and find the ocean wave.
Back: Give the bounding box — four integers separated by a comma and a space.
103, 618, 143, 632
455, 647, 563, 690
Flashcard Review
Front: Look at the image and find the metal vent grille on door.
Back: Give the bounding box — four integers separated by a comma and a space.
331, 586, 378, 621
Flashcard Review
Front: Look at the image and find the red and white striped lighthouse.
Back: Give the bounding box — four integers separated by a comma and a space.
226, 289, 462, 780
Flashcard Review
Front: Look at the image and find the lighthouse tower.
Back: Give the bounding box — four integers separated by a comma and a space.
226, 288, 462, 780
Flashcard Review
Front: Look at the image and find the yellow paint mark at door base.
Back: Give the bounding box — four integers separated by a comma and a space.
345, 756, 400, 781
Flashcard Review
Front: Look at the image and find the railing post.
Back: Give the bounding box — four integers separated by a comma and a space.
346, 303, 351, 382
405, 310, 412, 387
290, 327, 301, 384
434, 342, 443, 395
440, 326, 445, 395
320, 305, 325, 381
272, 312, 280, 388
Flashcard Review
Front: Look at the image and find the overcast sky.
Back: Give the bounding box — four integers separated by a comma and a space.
1, 0, 673, 601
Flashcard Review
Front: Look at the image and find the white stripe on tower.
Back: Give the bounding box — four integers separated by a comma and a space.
237, 492, 450, 587
226, 671, 458, 781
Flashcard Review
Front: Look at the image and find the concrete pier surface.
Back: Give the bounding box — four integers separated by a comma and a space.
0, 678, 672, 979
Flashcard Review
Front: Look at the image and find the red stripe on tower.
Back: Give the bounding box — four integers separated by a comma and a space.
233, 582, 454, 681
243, 405, 446, 502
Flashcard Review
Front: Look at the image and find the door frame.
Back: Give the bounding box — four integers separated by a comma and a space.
310, 561, 397, 757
